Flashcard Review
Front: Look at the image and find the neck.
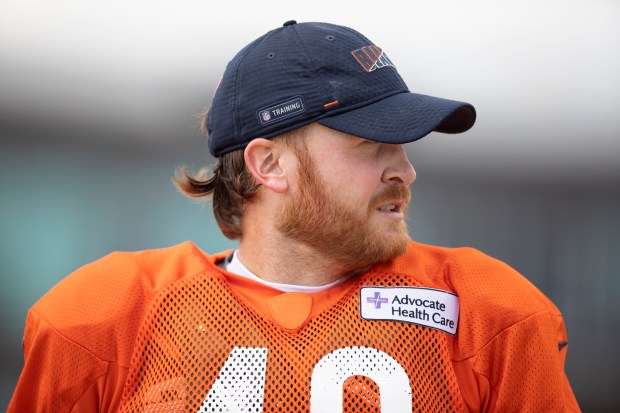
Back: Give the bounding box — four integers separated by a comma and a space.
238, 225, 358, 287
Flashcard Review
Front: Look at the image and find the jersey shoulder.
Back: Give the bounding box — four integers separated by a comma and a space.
32, 241, 218, 366
385, 241, 561, 358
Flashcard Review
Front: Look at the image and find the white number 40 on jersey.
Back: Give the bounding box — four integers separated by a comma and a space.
198, 346, 412, 413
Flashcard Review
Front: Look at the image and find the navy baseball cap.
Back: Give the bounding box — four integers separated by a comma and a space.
207, 20, 476, 157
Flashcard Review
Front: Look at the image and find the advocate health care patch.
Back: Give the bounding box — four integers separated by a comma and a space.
360, 287, 460, 335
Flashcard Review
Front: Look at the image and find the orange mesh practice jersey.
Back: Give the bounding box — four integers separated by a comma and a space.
9, 241, 580, 412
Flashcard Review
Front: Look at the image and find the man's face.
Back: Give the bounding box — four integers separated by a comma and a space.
275, 124, 416, 272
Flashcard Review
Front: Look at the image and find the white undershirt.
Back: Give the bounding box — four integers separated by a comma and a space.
224, 250, 351, 293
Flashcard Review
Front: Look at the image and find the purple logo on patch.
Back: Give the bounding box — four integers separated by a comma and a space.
367, 292, 388, 309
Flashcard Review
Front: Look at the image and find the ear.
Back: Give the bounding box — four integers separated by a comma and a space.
244, 138, 289, 194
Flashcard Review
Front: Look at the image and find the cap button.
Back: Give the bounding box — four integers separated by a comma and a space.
283, 20, 297, 26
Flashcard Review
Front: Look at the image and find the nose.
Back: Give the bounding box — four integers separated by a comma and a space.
381, 144, 416, 186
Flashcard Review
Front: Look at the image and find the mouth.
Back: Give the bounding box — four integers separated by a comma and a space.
370, 185, 411, 220
376, 201, 405, 217
377, 204, 399, 212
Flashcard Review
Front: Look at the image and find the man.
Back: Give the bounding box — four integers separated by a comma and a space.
9, 21, 580, 412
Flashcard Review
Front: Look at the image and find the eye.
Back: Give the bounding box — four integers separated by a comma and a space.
353, 139, 382, 157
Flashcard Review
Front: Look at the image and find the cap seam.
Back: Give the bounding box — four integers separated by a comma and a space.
233, 32, 276, 146
289, 24, 331, 108
320, 88, 409, 118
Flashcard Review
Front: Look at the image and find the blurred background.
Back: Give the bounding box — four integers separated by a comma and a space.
1, 0, 619, 410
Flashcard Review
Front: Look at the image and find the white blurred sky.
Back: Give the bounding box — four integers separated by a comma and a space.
1, 0, 619, 183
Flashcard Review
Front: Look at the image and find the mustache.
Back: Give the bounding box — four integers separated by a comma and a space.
369, 184, 411, 211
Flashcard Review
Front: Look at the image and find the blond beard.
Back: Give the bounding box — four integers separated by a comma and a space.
275, 145, 411, 273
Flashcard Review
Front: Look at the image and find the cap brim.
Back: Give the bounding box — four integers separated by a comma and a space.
317, 91, 476, 144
